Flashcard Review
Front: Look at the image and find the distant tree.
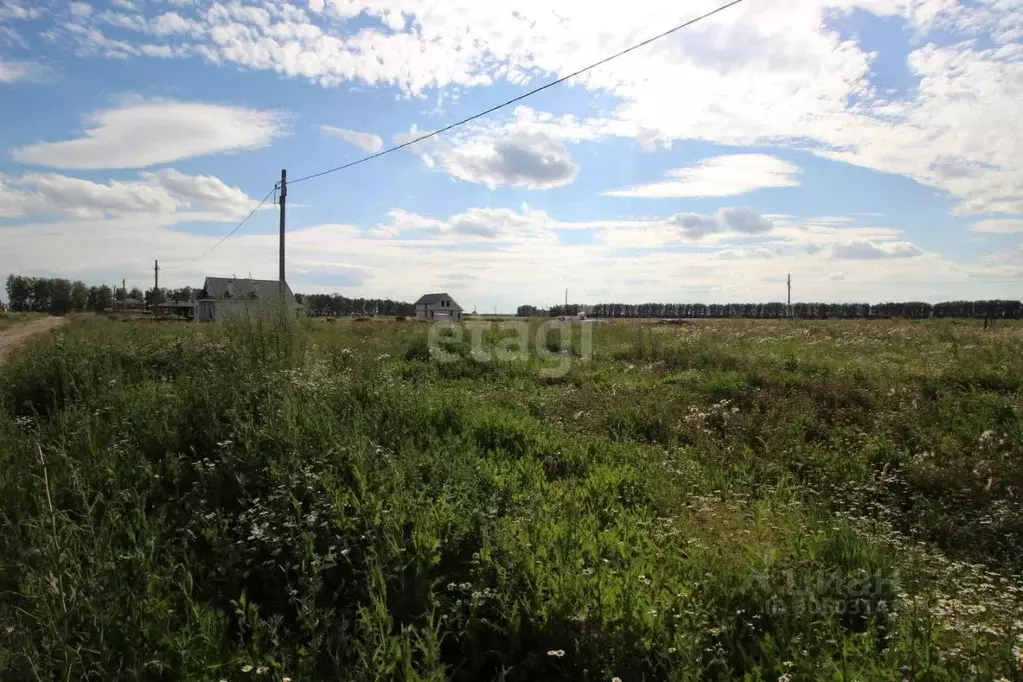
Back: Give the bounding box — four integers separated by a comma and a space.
145, 287, 168, 308
87, 285, 113, 313
128, 287, 144, 301
70, 281, 89, 311
49, 279, 73, 315
31, 278, 52, 312
5, 275, 32, 312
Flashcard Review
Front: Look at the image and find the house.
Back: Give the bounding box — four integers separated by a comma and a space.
195, 277, 303, 322
414, 293, 463, 322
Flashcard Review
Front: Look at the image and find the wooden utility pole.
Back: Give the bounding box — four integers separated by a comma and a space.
278, 169, 287, 301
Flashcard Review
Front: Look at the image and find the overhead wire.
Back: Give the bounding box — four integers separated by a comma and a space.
162, 187, 276, 270
160, 0, 747, 269
288, 0, 747, 186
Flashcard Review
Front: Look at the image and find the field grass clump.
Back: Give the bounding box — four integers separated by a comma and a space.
1, 316, 1022, 680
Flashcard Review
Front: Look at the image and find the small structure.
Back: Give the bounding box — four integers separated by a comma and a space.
113, 297, 144, 312
414, 293, 463, 322
154, 301, 196, 320
196, 277, 303, 323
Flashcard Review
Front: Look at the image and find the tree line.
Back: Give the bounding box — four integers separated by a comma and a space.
301, 293, 414, 317
4, 275, 201, 314
6, 275, 114, 314
519, 300, 1022, 320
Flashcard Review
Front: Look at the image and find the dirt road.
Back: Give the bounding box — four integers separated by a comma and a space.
0, 316, 67, 365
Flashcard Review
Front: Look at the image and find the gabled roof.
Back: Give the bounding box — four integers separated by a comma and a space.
202, 277, 296, 304
414, 292, 463, 310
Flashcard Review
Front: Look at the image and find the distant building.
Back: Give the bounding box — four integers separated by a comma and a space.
112, 298, 145, 312
196, 277, 303, 322
154, 301, 196, 320
414, 293, 463, 322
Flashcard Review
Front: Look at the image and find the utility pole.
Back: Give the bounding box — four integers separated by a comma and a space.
787, 273, 791, 319
278, 169, 287, 302
565, 288, 568, 311
152, 260, 159, 311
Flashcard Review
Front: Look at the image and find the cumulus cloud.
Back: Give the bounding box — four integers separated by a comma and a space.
396, 106, 626, 189
970, 219, 1023, 234
831, 240, 924, 260
38, 0, 1022, 213
606, 154, 801, 198
667, 207, 773, 240
375, 205, 553, 243
13, 99, 286, 169
408, 129, 579, 190
319, 125, 383, 152
0, 169, 260, 220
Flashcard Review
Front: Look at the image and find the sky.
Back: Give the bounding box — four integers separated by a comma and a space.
0, 0, 1021, 312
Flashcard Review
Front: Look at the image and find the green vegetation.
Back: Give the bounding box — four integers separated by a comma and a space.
1, 316, 1022, 680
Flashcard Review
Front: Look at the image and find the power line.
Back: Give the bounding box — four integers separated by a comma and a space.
289, 0, 747, 186
162, 187, 276, 270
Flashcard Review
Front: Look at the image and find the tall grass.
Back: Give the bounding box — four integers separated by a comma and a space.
0, 316, 1021, 680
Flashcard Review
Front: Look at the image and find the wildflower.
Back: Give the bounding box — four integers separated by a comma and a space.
778, 675, 791, 682
612, 678, 622, 682
256, 667, 268, 674
241, 664, 254, 673
283, 678, 292, 682
547, 649, 565, 657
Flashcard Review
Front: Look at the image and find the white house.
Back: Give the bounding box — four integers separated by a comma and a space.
196, 277, 303, 322
414, 293, 463, 321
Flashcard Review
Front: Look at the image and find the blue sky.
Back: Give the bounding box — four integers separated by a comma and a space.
0, 0, 1020, 311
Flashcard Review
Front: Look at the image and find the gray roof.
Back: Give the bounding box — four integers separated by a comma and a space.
414, 292, 462, 310
202, 277, 295, 304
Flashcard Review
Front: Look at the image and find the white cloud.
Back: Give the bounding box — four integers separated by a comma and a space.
398, 107, 618, 189
606, 154, 801, 198
52, 0, 1011, 215
0, 169, 260, 220
319, 125, 383, 152
405, 128, 578, 190
970, 219, 1023, 234
13, 99, 286, 170
0, 61, 51, 83
831, 240, 925, 260
374, 205, 553, 243
151, 11, 202, 36
69, 2, 93, 18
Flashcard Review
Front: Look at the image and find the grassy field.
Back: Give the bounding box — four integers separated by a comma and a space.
1, 315, 1021, 681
